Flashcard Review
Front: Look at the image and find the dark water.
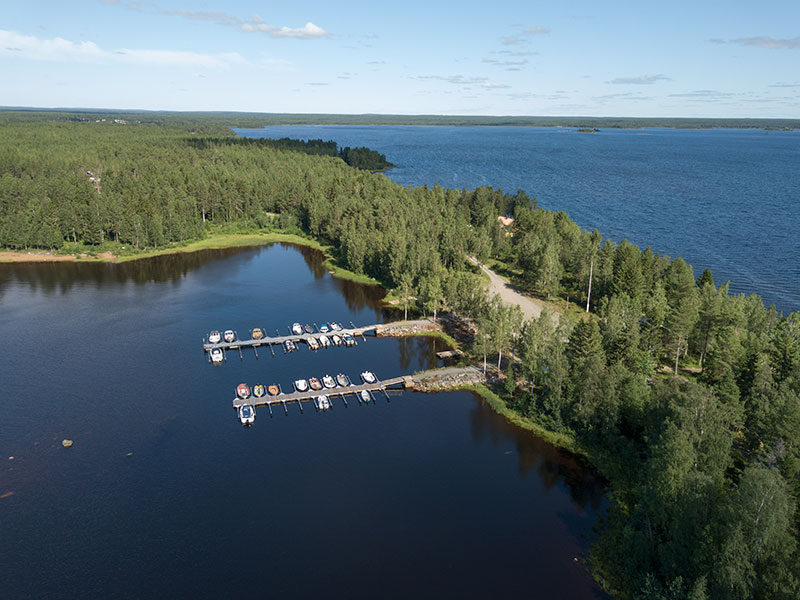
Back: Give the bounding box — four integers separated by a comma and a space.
236, 126, 800, 314
0, 244, 606, 599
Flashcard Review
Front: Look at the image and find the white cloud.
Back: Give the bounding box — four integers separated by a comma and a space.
0, 29, 243, 68
240, 20, 328, 38
731, 36, 800, 49
607, 74, 671, 85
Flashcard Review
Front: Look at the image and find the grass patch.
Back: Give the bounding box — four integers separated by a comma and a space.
458, 383, 584, 456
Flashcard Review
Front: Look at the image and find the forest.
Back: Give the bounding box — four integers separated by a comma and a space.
1, 114, 798, 599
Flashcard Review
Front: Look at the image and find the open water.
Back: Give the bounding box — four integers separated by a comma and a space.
236, 126, 800, 314
0, 244, 606, 599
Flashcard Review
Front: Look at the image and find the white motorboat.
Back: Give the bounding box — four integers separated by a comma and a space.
223, 330, 235, 343
336, 373, 350, 387
319, 323, 329, 333
316, 395, 331, 411
238, 403, 255, 425
284, 339, 295, 352
294, 379, 308, 392
292, 322, 303, 335
361, 371, 376, 384
236, 383, 251, 399
360, 390, 371, 403
208, 330, 221, 344
331, 334, 342, 346
330, 322, 342, 331
210, 348, 223, 363
322, 374, 336, 389
307, 337, 319, 350
319, 335, 330, 348
342, 334, 356, 347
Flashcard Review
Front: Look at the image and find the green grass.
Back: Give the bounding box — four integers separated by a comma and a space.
457, 383, 584, 456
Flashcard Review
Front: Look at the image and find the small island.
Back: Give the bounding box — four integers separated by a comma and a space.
576, 127, 600, 133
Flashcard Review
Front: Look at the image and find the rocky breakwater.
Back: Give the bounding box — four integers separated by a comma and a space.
409, 366, 486, 392
375, 318, 441, 337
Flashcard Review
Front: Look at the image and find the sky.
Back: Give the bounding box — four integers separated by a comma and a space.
1, 0, 799, 117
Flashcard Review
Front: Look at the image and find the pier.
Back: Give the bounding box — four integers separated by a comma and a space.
232, 376, 407, 411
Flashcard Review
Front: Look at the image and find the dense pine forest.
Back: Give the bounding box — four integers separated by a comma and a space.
1, 115, 798, 599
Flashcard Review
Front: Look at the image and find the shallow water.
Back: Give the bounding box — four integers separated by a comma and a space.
1, 244, 606, 599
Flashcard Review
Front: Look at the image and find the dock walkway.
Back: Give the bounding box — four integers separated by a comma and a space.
205, 323, 376, 353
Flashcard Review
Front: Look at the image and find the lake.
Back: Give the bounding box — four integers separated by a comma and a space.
0, 244, 606, 599
235, 126, 800, 314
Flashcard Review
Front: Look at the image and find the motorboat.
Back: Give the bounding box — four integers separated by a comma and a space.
236, 383, 251, 399
252, 328, 264, 340
322, 374, 336, 389
253, 384, 265, 398
331, 334, 342, 346
292, 322, 303, 335
223, 330, 236, 343
330, 322, 342, 331
336, 373, 350, 387
294, 379, 308, 392
342, 334, 356, 347
238, 403, 255, 425
319, 323, 329, 333
208, 330, 221, 344
309, 377, 323, 391
316, 395, 331, 411
284, 339, 295, 352
360, 390, 371, 403
307, 337, 319, 350
361, 371, 377, 384
268, 384, 280, 396
319, 335, 330, 348
210, 348, 223, 363
304, 324, 313, 334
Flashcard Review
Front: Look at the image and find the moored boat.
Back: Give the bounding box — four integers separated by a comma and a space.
251, 327, 264, 340
316, 395, 331, 411
210, 347, 223, 363
284, 339, 295, 352
294, 379, 308, 392
319, 323, 329, 333
309, 377, 322, 391
236, 383, 251, 399
319, 335, 330, 348
208, 330, 221, 344
223, 329, 235, 343
268, 384, 280, 396
253, 384, 265, 398
360, 390, 370, 403
331, 334, 342, 346
361, 371, 376, 384
322, 374, 336, 389
238, 403, 255, 425
336, 373, 350, 387
307, 337, 319, 350
330, 322, 341, 331
304, 324, 313, 333
342, 333, 356, 347
292, 322, 303, 335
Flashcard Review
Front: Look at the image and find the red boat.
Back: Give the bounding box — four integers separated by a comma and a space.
236, 383, 251, 399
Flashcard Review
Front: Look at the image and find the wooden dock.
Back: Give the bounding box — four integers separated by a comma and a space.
232, 376, 407, 411
204, 322, 376, 354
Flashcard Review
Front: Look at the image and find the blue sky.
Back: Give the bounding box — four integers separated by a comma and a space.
1, 0, 798, 117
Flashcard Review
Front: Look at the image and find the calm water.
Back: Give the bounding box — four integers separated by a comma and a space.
236, 126, 800, 314
0, 245, 606, 599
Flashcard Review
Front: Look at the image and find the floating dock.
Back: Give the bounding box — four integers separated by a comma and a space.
204, 322, 374, 356
233, 376, 407, 412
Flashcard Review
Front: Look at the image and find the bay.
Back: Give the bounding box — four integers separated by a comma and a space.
235, 126, 800, 314
0, 244, 606, 599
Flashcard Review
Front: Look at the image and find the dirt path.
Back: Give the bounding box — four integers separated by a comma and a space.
0, 251, 116, 263
468, 256, 558, 322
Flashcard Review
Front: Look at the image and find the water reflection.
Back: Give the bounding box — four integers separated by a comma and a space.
468, 397, 606, 513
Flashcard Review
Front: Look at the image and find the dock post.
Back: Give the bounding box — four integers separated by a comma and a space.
268, 403, 273, 418
355, 390, 363, 405
313, 322, 319, 332
269, 343, 275, 358
341, 393, 348, 408
367, 390, 377, 404
254, 346, 259, 360
381, 387, 390, 402
296, 399, 304, 414
223, 349, 227, 362
238, 347, 243, 361
281, 400, 288, 416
